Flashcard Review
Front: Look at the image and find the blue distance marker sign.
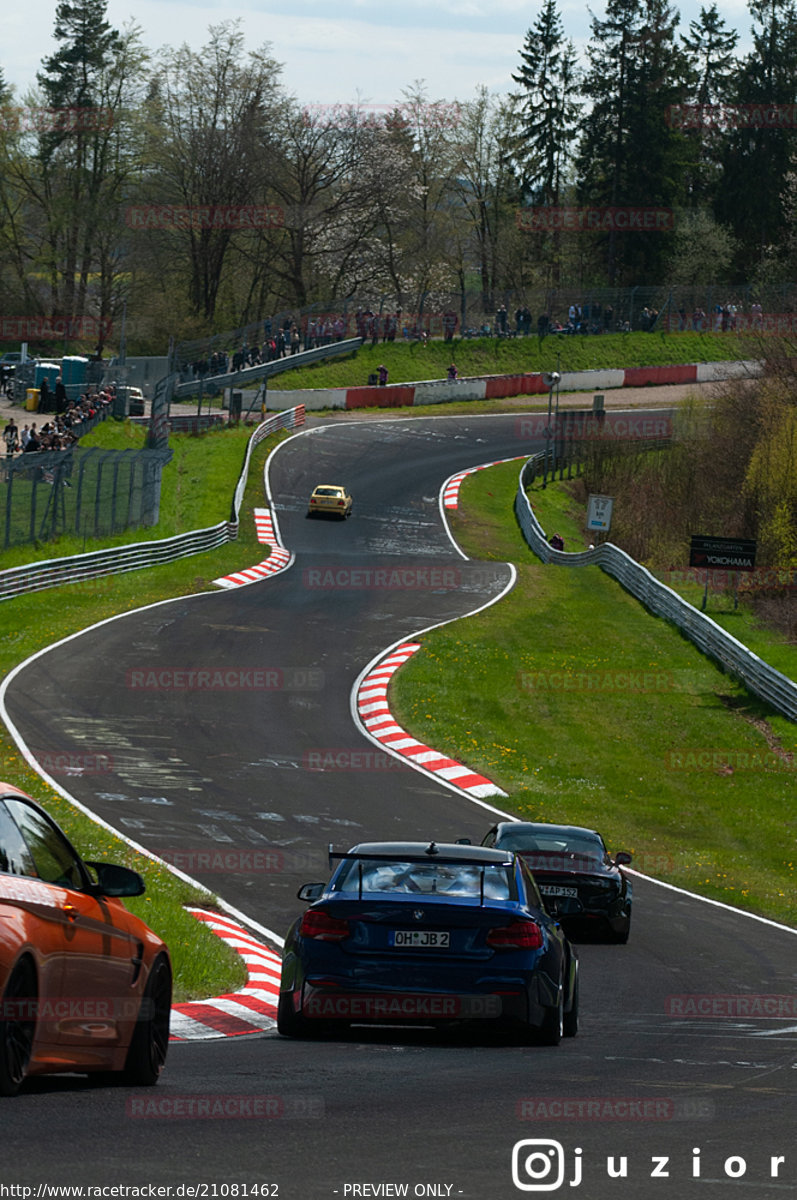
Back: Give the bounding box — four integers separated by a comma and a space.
689, 535, 757, 572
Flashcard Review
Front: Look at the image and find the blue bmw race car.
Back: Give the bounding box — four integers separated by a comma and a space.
277, 840, 579, 1045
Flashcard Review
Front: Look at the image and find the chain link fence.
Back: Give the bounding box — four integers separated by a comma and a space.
1, 445, 172, 550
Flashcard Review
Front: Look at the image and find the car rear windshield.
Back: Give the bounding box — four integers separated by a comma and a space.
315, 487, 341, 496
502, 829, 604, 858
332, 858, 512, 899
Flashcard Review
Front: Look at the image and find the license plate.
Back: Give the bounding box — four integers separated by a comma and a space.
540, 885, 578, 898
390, 930, 450, 948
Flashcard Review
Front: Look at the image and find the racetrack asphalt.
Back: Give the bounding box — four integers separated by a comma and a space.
3, 409, 797, 1198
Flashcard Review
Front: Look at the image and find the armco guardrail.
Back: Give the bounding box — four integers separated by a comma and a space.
0, 407, 305, 602
173, 338, 363, 399
515, 457, 797, 722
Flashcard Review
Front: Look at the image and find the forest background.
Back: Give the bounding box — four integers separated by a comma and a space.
2, 0, 797, 352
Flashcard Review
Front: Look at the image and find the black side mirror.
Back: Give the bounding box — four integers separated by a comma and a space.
297, 882, 325, 902
86, 861, 146, 898
614, 851, 633, 866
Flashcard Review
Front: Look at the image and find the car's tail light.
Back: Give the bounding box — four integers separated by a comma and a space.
337, 500, 345, 506
486, 920, 543, 949
300, 910, 350, 941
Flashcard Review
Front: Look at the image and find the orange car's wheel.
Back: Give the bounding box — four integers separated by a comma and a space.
122, 954, 172, 1086
0, 958, 36, 1097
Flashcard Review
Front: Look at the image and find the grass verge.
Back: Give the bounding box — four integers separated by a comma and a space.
524, 471, 797, 683
390, 461, 797, 927
1, 426, 292, 999
265, 331, 754, 391
0, 419, 261, 569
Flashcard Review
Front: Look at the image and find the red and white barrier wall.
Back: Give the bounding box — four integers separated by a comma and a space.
265, 360, 758, 412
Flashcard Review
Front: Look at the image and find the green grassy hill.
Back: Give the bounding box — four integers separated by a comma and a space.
267, 331, 757, 390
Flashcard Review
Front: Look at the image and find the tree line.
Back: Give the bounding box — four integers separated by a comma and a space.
1, 0, 796, 351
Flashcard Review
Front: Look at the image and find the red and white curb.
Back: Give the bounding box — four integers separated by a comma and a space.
213, 507, 292, 589
170, 909, 281, 1040
253, 508, 279, 543
356, 643, 506, 800
443, 456, 526, 509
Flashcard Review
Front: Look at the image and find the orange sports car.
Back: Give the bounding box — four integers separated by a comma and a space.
0, 782, 171, 1095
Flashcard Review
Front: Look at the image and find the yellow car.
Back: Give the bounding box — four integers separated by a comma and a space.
307, 484, 353, 519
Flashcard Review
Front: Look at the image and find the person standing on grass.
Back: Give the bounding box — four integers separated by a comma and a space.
377, 364, 388, 387
3, 417, 18, 458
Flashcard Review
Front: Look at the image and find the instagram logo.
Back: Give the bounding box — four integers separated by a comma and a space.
512, 1140, 580, 1191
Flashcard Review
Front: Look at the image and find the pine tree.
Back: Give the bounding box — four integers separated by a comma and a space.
509, 0, 579, 285
576, 0, 689, 284
28, 0, 141, 326
510, 0, 580, 207
37, 0, 121, 109
679, 4, 739, 206
714, 0, 797, 272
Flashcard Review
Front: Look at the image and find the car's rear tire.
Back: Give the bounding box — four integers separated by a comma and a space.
121, 954, 171, 1086
0, 958, 36, 1097
277, 991, 303, 1037
277, 991, 331, 1038
535, 994, 564, 1046
609, 917, 631, 944
563, 971, 579, 1038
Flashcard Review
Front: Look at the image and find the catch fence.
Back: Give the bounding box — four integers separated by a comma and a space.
1, 445, 172, 550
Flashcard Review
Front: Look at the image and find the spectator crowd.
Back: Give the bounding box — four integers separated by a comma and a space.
3, 384, 113, 460
174, 294, 769, 383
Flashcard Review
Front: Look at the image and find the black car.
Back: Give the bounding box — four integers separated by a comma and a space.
278, 840, 579, 1044
480, 822, 633, 943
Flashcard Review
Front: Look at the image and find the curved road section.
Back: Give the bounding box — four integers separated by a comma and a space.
4, 413, 797, 1198
5, 415, 523, 930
